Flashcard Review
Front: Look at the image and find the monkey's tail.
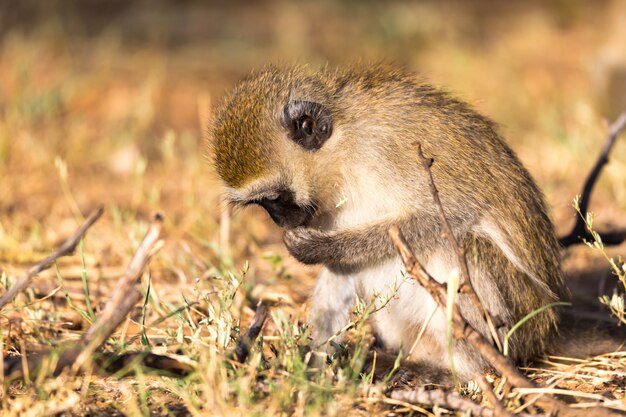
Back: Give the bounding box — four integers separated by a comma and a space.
551, 310, 626, 359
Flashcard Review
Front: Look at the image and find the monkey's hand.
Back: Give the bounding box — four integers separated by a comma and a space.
284, 219, 430, 271
283, 225, 386, 271
283, 228, 335, 265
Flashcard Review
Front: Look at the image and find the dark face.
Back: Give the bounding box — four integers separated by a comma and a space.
251, 188, 317, 229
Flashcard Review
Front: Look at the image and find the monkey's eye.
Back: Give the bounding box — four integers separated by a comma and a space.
299, 116, 314, 136
282, 100, 333, 151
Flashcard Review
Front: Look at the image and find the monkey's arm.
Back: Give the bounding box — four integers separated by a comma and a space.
283, 217, 437, 271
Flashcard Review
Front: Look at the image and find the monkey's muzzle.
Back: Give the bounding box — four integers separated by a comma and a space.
254, 189, 316, 229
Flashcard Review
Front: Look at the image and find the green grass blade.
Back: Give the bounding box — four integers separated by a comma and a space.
79, 239, 95, 320
503, 301, 571, 356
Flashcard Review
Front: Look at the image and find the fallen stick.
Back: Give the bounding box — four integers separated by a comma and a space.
475, 373, 513, 417
391, 388, 535, 417
3, 213, 165, 380
0, 206, 104, 309
560, 111, 626, 247
3, 350, 193, 379
98, 351, 193, 376
72, 213, 164, 371
230, 302, 268, 363
389, 227, 621, 417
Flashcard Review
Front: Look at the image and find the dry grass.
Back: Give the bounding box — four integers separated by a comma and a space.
1, 2, 625, 415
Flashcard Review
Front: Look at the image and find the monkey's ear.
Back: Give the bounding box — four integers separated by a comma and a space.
282, 100, 333, 151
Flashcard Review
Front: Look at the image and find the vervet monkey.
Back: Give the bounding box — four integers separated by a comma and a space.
211, 64, 566, 381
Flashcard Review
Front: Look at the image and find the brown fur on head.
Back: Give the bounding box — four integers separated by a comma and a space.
211, 65, 345, 228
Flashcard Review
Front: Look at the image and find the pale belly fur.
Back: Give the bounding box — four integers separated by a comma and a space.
347, 254, 490, 379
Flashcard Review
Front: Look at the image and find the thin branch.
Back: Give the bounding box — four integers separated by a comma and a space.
391, 388, 531, 417
410, 142, 624, 416
388, 226, 531, 388
560, 111, 626, 247
0, 206, 104, 309
389, 227, 622, 417
475, 373, 513, 417
3, 213, 164, 380
230, 302, 268, 363
98, 351, 193, 376
72, 212, 165, 371
3, 350, 193, 379
416, 143, 503, 351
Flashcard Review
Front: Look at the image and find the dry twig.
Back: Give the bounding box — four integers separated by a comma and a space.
560, 111, 626, 247
475, 373, 513, 417
416, 143, 503, 350
388, 226, 532, 389
3, 213, 173, 380
230, 302, 269, 363
72, 212, 165, 371
389, 227, 620, 417
99, 351, 193, 376
0, 206, 104, 309
391, 388, 530, 417
3, 348, 193, 380
388, 143, 623, 417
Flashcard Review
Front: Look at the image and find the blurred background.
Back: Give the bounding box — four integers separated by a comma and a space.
1, 0, 626, 336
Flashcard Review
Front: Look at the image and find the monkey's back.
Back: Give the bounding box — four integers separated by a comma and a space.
324, 65, 566, 365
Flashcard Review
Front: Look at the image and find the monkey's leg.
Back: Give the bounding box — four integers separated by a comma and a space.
308, 268, 355, 353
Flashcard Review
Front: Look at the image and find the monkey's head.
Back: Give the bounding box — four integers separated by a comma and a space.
211, 66, 342, 229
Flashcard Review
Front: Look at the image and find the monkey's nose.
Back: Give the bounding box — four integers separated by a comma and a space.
255, 189, 316, 229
